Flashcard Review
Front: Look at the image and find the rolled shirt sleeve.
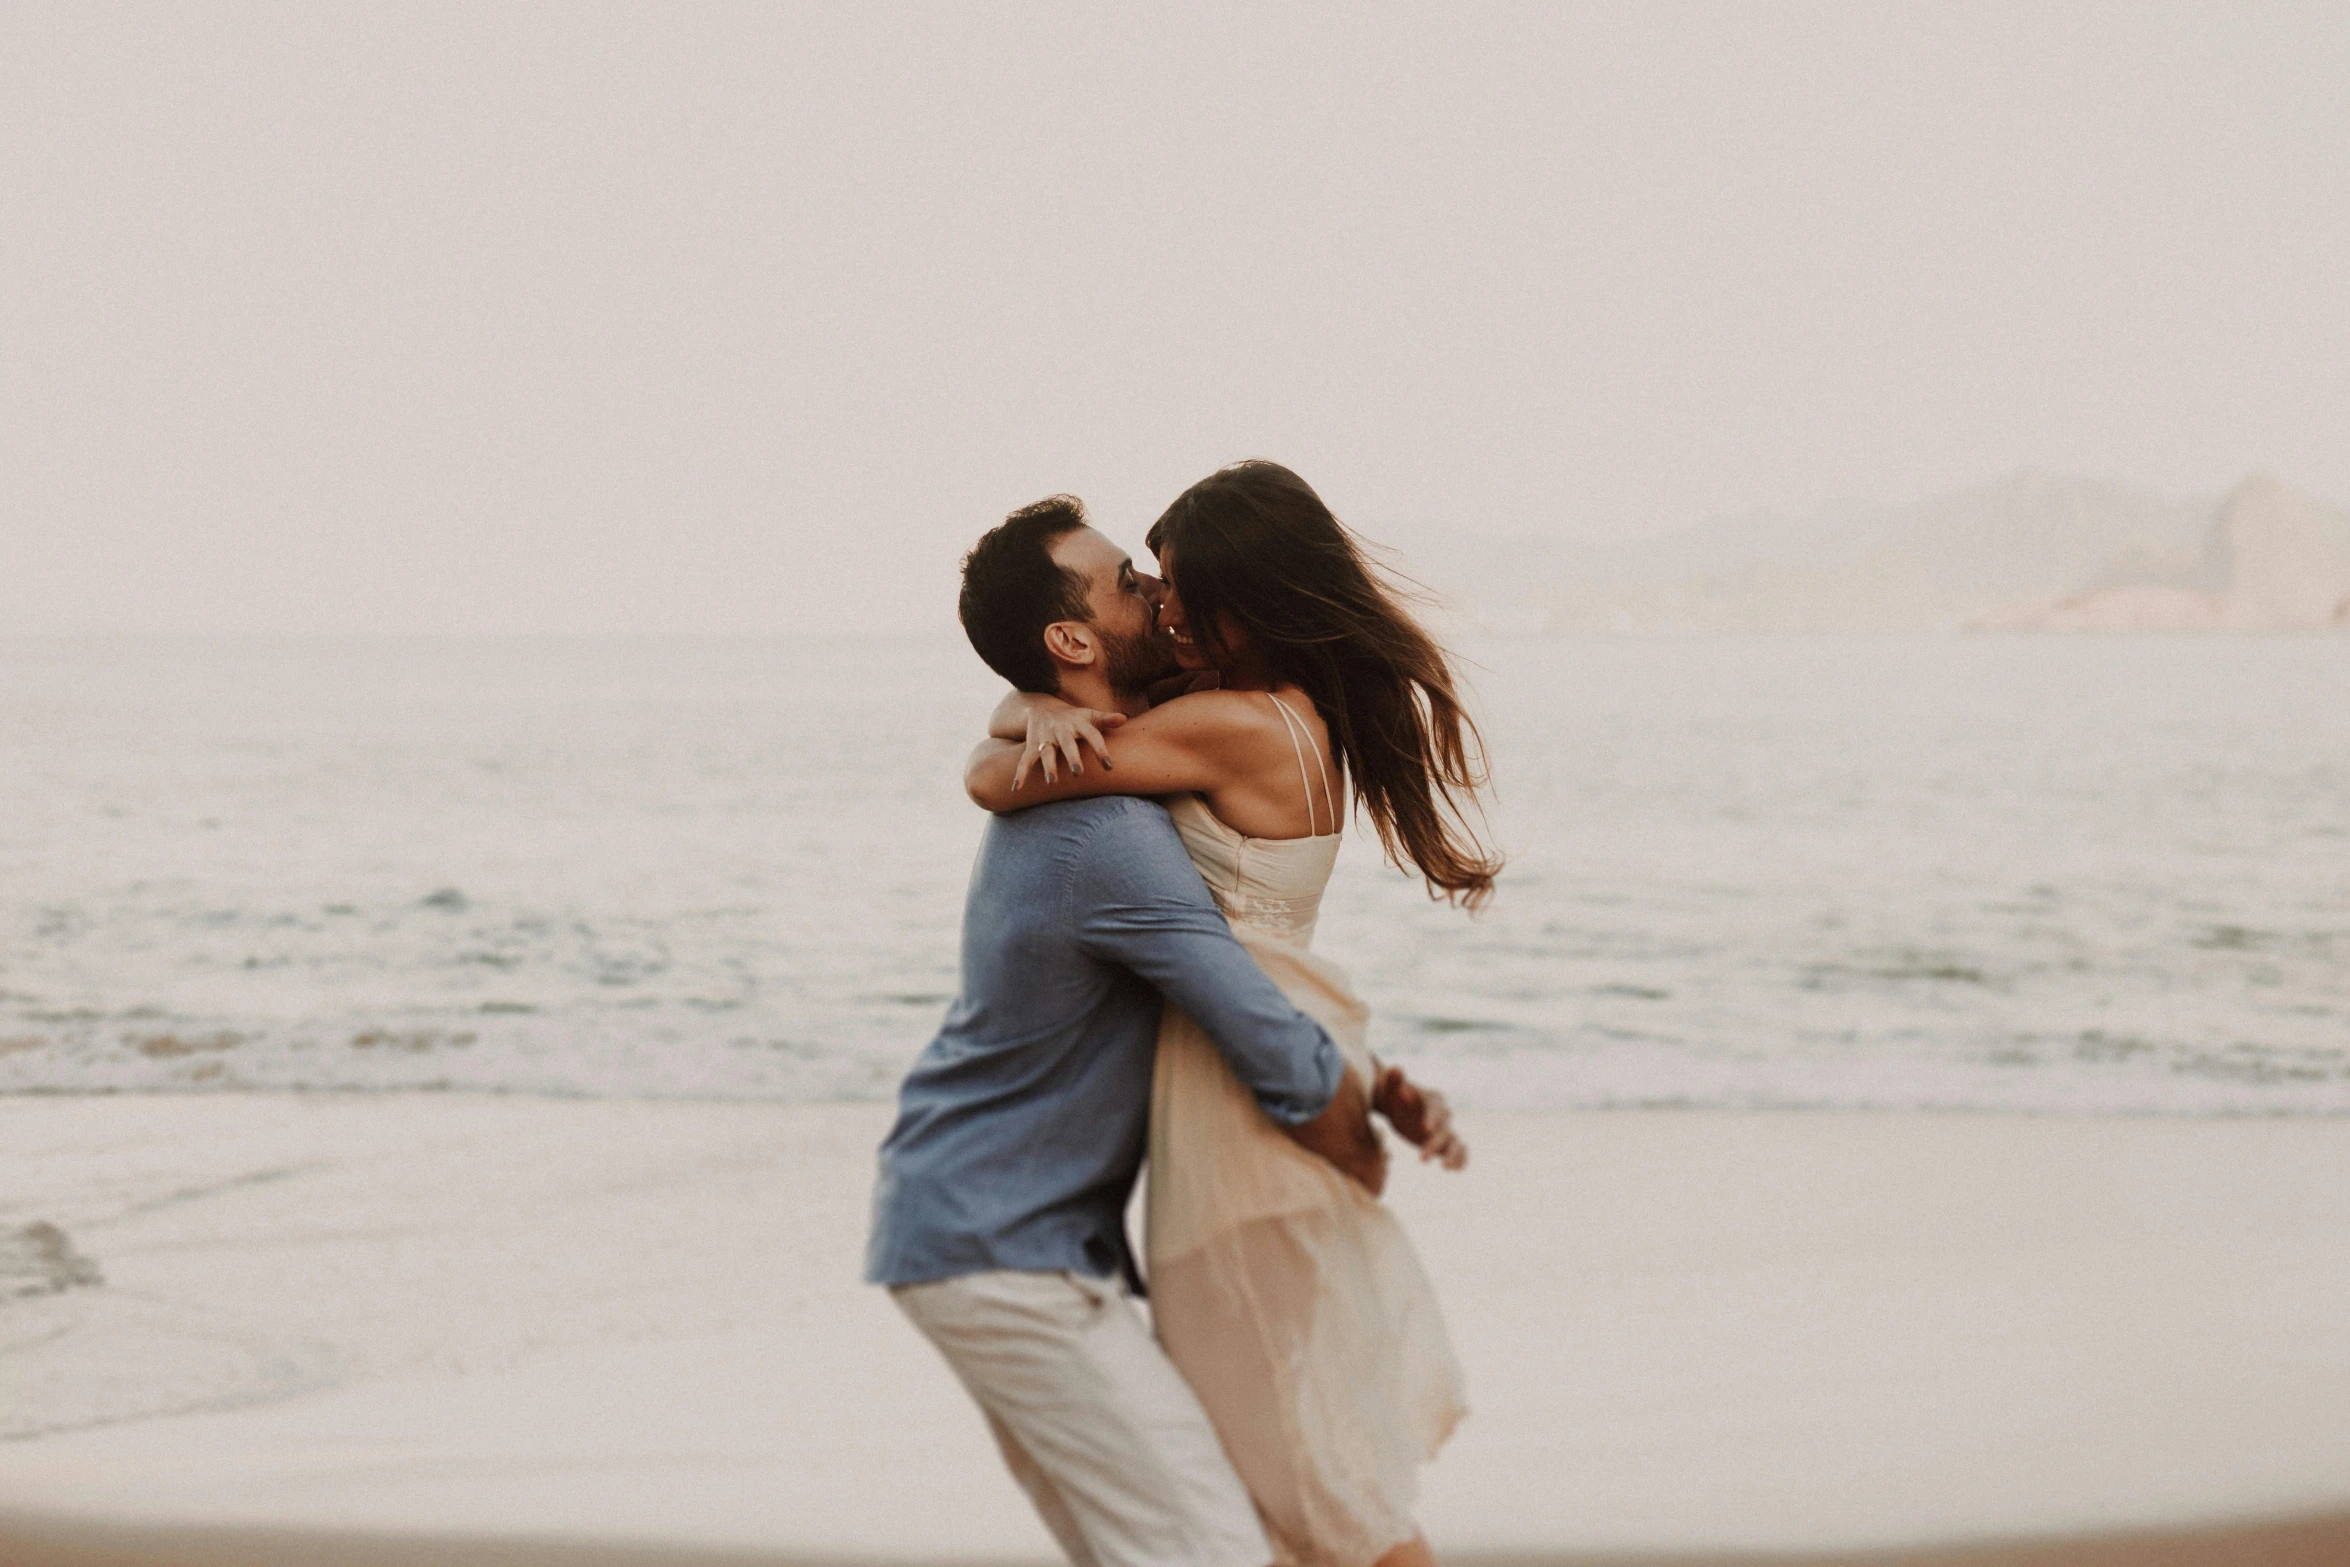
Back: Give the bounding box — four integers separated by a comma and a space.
1070, 810, 1343, 1126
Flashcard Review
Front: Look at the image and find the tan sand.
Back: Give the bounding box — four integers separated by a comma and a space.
2, 1509, 2347, 1566
2, 1098, 2347, 1559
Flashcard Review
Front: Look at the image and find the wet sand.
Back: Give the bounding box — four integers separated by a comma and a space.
3, 1098, 2347, 1560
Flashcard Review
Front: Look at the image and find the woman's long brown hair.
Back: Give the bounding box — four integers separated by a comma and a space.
1146, 460, 1503, 908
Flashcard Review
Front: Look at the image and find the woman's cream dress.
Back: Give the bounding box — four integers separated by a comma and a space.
1146, 694, 1467, 1567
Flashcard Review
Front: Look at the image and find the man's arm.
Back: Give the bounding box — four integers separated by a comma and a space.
1071, 806, 1384, 1193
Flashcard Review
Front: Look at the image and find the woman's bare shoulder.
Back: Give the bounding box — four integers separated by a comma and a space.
1117, 691, 1297, 781
1138, 686, 1286, 738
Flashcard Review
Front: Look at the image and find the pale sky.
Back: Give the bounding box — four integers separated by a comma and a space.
5, 2, 2346, 635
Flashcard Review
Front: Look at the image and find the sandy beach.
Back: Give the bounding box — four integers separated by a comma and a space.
4, 1097, 2348, 1564
3, 1510, 2349, 1567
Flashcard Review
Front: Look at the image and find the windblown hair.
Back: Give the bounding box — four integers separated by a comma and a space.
958, 495, 1091, 693
1146, 461, 1503, 908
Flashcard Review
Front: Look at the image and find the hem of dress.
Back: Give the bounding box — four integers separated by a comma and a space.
1423, 1398, 1469, 1462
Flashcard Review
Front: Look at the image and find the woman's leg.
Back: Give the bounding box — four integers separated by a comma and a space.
1372, 1531, 1436, 1567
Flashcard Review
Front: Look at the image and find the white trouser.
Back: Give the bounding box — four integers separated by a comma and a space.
893, 1268, 1273, 1567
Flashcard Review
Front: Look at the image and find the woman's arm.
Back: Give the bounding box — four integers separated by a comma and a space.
985, 690, 1125, 781
987, 689, 1049, 741
963, 710, 1202, 811
963, 692, 1252, 813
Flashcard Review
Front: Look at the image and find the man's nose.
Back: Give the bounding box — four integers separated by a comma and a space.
1139, 573, 1166, 610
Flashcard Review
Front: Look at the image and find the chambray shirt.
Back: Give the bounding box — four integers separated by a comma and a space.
865, 796, 1343, 1290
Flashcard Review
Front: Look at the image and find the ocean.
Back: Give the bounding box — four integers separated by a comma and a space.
2, 634, 2343, 1114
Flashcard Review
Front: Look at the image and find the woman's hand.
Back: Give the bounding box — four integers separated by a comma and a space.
1373, 1064, 1467, 1170
1013, 703, 1126, 789
963, 687, 1222, 814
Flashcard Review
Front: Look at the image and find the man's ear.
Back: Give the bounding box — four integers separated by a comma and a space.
1041, 620, 1097, 668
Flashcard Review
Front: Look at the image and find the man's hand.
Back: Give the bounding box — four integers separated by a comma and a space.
1281, 1068, 1388, 1197
1373, 1064, 1467, 1170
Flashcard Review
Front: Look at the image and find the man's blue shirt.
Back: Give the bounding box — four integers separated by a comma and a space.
865, 796, 1343, 1289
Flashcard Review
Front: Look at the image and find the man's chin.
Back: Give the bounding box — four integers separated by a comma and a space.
1111, 666, 1180, 701
1102, 635, 1180, 694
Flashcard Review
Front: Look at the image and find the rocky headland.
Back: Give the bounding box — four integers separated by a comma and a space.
1980, 475, 2350, 631
1388, 470, 2350, 634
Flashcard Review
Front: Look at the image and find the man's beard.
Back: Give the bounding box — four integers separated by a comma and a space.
1097, 622, 1179, 696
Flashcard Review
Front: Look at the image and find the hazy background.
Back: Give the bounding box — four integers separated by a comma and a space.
7, 14, 2350, 1542
6, 0, 2348, 636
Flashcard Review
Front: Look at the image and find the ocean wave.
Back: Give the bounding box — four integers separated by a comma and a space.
4, 635, 2346, 1116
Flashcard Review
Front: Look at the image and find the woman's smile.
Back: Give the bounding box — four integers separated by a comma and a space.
1154, 568, 1210, 667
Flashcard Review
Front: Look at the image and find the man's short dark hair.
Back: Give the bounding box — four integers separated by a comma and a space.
958, 496, 1093, 693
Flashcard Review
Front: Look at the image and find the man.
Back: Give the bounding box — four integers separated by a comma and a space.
866, 495, 1380, 1567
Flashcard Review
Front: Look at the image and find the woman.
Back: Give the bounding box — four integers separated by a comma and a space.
962, 461, 1500, 1567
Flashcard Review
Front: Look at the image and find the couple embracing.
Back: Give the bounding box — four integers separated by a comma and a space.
867, 461, 1500, 1567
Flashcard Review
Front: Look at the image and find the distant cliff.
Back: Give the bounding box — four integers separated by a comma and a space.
1979, 475, 2350, 631
1379, 471, 2350, 634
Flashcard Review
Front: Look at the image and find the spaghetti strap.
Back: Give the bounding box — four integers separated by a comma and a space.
1266, 693, 1338, 837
